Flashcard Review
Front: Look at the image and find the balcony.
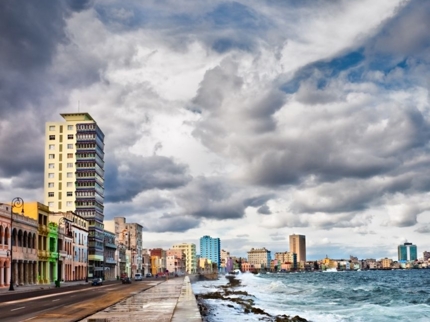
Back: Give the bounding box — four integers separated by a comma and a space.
105, 257, 116, 264
38, 225, 49, 235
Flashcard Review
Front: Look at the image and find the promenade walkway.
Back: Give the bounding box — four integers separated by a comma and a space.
80, 276, 201, 322
0, 277, 202, 321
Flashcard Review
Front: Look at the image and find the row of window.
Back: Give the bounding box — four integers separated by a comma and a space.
76, 210, 95, 217
48, 153, 74, 159
76, 153, 96, 158
76, 143, 96, 149
77, 134, 96, 139
48, 172, 74, 178
48, 192, 73, 197
48, 182, 74, 188
48, 201, 73, 207
49, 134, 74, 140
76, 191, 95, 197
48, 163, 74, 169
49, 125, 74, 131
77, 124, 96, 130
76, 172, 96, 178
48, 144, 74, 150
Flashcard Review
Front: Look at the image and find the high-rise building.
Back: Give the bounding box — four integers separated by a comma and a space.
172, 243, 196, 273
44, 113, 105, 278
289, 234, 306, 263
398, 242, 417, 261
200, 235, 221, 268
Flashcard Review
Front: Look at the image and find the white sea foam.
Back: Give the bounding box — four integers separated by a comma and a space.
193, 270, 430, 321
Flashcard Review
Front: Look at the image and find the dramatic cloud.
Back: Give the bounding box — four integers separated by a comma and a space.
2, 0, 430, 259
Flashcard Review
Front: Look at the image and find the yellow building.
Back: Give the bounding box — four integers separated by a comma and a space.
44, 113, 106, 273
381, 258, 393, 269
172, 243, 196, 273
25, 202, 52, 284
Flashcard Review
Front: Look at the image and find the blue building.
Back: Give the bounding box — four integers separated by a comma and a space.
199, 235, 221, 268
398, 242, 417, 261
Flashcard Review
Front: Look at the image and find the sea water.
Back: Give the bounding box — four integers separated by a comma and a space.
192, 270, 430, 322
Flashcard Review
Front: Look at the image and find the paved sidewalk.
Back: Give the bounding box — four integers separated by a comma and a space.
0, 280, 88, 293
80, 276, 202, 322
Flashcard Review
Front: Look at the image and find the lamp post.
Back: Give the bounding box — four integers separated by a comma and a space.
57, 217, 71, 287
102, 234, 105, 280
9, 197, 24, 291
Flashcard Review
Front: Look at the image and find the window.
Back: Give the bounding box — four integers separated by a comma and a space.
67, 144, 73, 149
67, 134, 74, 139
48, 163, 55, 169
67, 172, 73, 178
48, 173, 54, 178
49, 135, 55, 140
49, 154, 55, 159
48, 202, 54, 208
48, 182, 54, 188
67, 125, 73, 130
66, 201, 73, 207
67, 182, 73, 187
67, 153, 73, 158
48, 192, 54, 197
67, 163, 73, 168
49, 126, 55, 131
67, 192, 73, 197
49, 144, 55, 150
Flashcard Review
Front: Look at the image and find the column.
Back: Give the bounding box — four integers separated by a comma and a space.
19, 261, 24, 285
0, 259, 4, 286
6, 261, 10, 286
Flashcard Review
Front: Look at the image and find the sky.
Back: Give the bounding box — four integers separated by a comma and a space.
1, 0, 430, 261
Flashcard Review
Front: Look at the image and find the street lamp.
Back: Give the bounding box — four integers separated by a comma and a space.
102, 234, 105, 280
57, 217, 71, 287
8, 197, 24, 291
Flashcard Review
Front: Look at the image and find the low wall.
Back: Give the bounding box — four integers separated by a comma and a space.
171, 276, 202, 322
188, 272, 219, 283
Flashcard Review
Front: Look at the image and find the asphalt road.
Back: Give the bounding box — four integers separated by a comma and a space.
0, 279, 162, 322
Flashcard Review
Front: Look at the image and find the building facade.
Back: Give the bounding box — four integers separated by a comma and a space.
289, 234, 306, 263
200, 235, 221, 268
44, 112, 105, 278
109, 217, 143, 276
274, 251, 297, 270
103, 230, 116, 280
166, 249, 185, 275
398, 242, 418, 261
0, 204, 12, 287
0, 204, 39, 286
50, 212, 88, 281
172, 243, 196, 273
247, 247, 271, 269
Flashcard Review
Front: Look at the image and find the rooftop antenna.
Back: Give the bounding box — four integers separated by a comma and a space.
78, 100, 80, 112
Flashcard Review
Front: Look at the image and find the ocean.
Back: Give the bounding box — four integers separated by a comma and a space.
192, 269, 430, 322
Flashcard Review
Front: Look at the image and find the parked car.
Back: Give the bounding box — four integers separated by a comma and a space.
122, 277, 132, 284
92, 278, 103, 286
145, 273, 152, 278
134, 273, 143, 281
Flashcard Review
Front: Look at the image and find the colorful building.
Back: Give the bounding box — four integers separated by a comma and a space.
172, 243, 197, 273
200, 235, 221, 269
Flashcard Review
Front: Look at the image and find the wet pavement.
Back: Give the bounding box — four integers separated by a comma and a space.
80, 276, 201, 322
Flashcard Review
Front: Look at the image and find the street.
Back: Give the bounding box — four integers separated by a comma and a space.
0, 279, 162, 322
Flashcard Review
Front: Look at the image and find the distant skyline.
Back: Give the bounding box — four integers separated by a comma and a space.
1, 0, 430, 260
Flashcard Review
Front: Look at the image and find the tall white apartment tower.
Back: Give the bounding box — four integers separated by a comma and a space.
44, 113, 105, 278
289, 234, 306, 263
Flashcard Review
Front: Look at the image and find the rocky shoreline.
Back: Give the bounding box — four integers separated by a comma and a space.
195, 276, 308, 322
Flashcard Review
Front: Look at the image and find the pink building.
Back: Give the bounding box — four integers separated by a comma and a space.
166, 249, 185, 275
